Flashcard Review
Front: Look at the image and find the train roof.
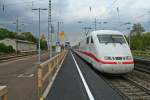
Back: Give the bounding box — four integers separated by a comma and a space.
89, 30, 123, 36
76, 30, 124, 45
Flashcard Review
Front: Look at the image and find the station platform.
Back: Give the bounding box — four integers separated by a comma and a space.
45, 51, 125, 100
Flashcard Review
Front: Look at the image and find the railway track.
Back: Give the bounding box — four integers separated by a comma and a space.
106, 66, 150, 100
0, 51, 48, 63
107, 71, 150, 100
107, 58, 150, 100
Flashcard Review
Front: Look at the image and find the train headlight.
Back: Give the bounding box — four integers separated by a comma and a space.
126, 56, 132, 60
104, 56, 112, 60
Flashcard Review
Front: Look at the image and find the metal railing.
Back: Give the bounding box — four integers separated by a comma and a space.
0, 86, 8, 100
37, 50, 67, 99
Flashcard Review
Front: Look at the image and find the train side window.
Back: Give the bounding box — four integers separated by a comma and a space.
86, 37, 89, 44
91, 36, 93, 43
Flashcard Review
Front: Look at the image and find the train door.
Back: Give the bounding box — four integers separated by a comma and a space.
89, 36, 95, 53
86, 37, 90, 51
85, 37, 90, 62
89, 36, 95, 63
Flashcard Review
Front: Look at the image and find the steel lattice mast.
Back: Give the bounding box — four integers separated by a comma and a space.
48, 0, 52, 58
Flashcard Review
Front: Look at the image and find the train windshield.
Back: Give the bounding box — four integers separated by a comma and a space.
97, 35, 126, 44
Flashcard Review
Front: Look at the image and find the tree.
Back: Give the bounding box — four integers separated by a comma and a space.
0, 28, 17, 40
142, 33, 150, 50
0, 28, 37, 43
130, 23, 145, 36
37, 34, 48, 50
129, 23, 147, 50
40, 40, 48, 50
18, 32, 37, 43
130, 36, 143, 50
130, 32, 150, 51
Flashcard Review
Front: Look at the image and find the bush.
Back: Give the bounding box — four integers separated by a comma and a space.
0, 43, 15, 53
130, 33, 150, 51
7, 45, 15, 53
40, 40, 48, 50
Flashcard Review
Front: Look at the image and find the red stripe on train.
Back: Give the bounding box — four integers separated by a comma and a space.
77, 50, 134, 64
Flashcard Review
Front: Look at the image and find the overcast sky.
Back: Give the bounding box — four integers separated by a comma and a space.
0, 0, 150, 45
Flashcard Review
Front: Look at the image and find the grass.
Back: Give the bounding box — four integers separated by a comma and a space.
132, 50, 150, 60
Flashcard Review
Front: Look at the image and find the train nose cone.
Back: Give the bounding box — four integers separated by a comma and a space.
101, 64, 134, 74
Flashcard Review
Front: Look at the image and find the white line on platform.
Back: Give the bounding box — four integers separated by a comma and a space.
17, 74, 24, 78
17, 74, 34, 78
71, 52, 95, 100
28, 74, 34, 77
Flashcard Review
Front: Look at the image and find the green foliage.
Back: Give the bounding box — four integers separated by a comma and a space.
132, 50, 150, 60
129, 23, 150, 51
0, 28, 37, 43
0, 28, 49, 52
130, 33, 150, 51
40, 40, 48, 50
52, 45, 56, 50
37, 34, 48, 50
130, 23, 145, 36
0, 43, 15, 53
0, 28, 17, 40
142, 33, 150, 49
18, 32, 37, 43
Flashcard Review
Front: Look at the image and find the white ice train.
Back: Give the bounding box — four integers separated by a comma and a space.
74, 30, 134, 74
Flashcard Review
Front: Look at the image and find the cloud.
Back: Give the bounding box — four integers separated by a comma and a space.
1, 0, 150, 44
58, 0, 111, 22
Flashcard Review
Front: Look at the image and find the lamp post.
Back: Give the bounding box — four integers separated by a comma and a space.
127, 27, 131, 48
122, 22, 132, 47
77, 21, 85, 35
19, 24, 25, 32
77, 21, 92, 36
101, 22, 108, 30
83, 27, 92, 36
57, 21, 63, 43
13, 16, 19, 54
32, 8, 47, 63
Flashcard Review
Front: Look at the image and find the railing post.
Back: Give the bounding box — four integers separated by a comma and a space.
37, 65, 43, 98
48, 63, 52, 73
0, 86, 8, 100
2, 94, 7, 100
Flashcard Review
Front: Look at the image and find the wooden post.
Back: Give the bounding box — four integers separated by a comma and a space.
37, 66, 43, 88
37, 65, 43, 98
48, 63, 52, 73
2, 94, 8, 100
0, 86, 8, 100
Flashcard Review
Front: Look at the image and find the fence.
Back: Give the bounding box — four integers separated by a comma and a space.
37, 50, 67, 99
0, 86, 8, 100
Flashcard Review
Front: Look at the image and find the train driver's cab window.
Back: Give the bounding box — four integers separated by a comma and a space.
91, 36, 94, 44
97, 35, 126, 44
86, 37, 89, 44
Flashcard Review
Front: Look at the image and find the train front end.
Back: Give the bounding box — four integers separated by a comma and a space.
95, 31, 134, 74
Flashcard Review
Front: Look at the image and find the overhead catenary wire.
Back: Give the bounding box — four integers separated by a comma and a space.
99, 0, 119, 18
